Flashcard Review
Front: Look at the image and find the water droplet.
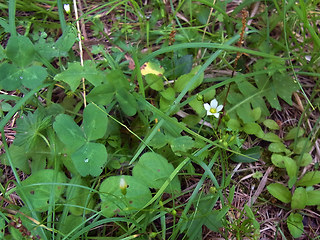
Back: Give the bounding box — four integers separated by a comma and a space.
19, 76, 23, 79
84, 158, 89, 163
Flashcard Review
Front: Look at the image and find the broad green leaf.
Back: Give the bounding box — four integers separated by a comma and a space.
140, 61, 164, 76
71, 142, 108, 177
182, 115, 201, 127
196, 6, 210, 24
54, 25, 77, 54
86, 83, 115, 105
60, 215, 83, 235
263, 119, 280, 130
53, 114, 86, 152
268, 142, 288, 153
6, 35, 35, 68
0, 63, 22, 90
284, 127, 304, 140
148, 131, 167, 149
78, 60, 106, 86
227, 119, 241, 131
174, 65, 204, 92
287, 213, 304, 238
273, 72, 298, 105
145, 74, 164, 91
14, 110, 52, 151
262, 132, 281, 142
296, 171, 320, 187
173, 55, 193, 77
159, 96, 171, 112
54, 62, 82, 91
99, 175, 152, 217
271, 154, 287, 168
116, 90, 137, 116
203, 89, 216, 102
283, 157, 298, 180
54, 61, 105, 92
237, 80, 269, 118
0, 64, 46, 90
20, 65, 48, 89
206, 206, 229, 231
66, 176, 94, 216
295, 153, 312, 167
161, 117, 182, 137
230, 146, 261, 163
291, 187, 307, 209
18, 169, 66, 212
0, 102, 12, 112
2, 141, 50, 174
132, 152, 181, 194
243, 122, 264, 138
108, 69, 130, 90
189, 97, 205, 116
290, 137, 312, 154
267, 183, 291, 203
250, 107, 261, 121
82, 103, 108, 141
160, 87, 175, 100
169, 136, 194, 156
186, 194, 225, 239
1, 145, 31, 174
35, 40, 59, 62
306, 190, 320, 206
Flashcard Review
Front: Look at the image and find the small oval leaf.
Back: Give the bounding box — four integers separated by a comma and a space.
267, 183, 291, 203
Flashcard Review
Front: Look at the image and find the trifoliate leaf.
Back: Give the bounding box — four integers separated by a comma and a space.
54, 61, 105, 92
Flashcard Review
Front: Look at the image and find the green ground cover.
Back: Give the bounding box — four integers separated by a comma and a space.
0, 0, 319, 239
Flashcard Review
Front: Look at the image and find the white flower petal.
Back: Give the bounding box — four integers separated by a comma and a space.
210, 99, 218, 108
207, 111, 214, 116
64, 4, 70, 14
213, 112, 220, 118
203, 103, 211, 111
216, 105, 223, 112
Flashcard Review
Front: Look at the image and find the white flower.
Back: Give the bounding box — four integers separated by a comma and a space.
64, 4, 70, 14
203, 99, 223, 118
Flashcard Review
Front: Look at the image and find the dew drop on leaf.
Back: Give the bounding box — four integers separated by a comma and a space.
20, 76, 23, 79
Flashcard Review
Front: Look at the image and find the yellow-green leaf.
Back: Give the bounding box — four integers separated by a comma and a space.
140, 61, 164, 76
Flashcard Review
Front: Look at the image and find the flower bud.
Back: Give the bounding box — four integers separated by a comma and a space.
119, 177, 127, 195
171, 209, 177, 216
64, 4, 70, 14
223, 141, 228, 148
209, 187, 217, 194
197, 94, 204, 101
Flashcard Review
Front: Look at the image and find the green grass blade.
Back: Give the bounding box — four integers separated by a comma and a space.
57, 0, 67, 32
8, 0, 16, 37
